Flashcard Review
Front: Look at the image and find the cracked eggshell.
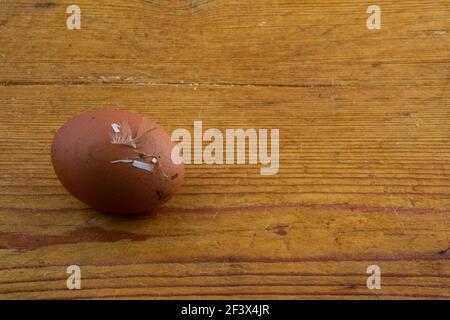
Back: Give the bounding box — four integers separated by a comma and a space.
51, 109, 184, 214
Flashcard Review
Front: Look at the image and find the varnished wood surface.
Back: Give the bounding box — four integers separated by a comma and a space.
0, 0, 449, 299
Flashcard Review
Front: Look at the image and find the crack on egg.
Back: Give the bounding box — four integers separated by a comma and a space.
110, 119, 157, 149
109, 122, 170, 177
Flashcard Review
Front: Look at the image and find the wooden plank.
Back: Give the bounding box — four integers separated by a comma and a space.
0, 0, 449, 299
0, 0, 449, 86
0, 84, 449, 299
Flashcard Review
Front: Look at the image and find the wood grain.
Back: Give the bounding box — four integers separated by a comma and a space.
0, 0, 449, 299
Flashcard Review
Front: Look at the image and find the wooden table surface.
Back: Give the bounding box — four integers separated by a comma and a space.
0, 0, 449, 299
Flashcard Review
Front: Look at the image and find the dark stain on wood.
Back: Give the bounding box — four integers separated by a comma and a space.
0, 227, 150, 252
266, 224, 290, 236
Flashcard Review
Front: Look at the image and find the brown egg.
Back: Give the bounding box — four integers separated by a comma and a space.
51, 109, 184, 213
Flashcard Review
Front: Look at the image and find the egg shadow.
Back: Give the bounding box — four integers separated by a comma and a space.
93, 206, 160, 222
